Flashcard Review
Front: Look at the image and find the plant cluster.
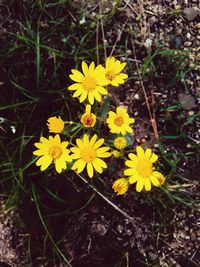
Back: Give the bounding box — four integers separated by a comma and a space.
33, 57, 165, 195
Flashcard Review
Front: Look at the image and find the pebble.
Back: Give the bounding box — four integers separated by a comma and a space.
184, 41, 192, 47
186, 32, 191, 39
183, 7, 199, 21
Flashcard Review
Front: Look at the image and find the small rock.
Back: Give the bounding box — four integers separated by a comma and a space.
148, 251, 158, 261
183, 7, 199, 21
190, 232, 197, 241
178, 93, 197, 110
184, 41, 192, 47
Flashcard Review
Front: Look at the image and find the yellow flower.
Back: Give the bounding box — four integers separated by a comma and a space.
105, 57, 128, 86
47, 116, 64, 133
112, 178, 129, 195
33, 134, 72, 173
68, 61, 109, 105
124, 146, 164, 192
71, 134, 111, 178
106, 107, 135, 135
81, 104, 96, 128
112, 150, 121, 158
114, 136, 127, 150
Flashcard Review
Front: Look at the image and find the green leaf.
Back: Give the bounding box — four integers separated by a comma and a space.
125, 134, 134, 147
98, 95, 111, 119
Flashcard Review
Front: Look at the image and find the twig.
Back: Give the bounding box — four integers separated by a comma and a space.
109, 14, 131, 58
76, 172, 134, 221
131, 40, 159, 140
96, 19, 99, 65
99, 0, 107, 61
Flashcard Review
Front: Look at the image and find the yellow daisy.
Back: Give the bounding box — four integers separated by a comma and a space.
68, 61, 109, 105
71, 134, 111, 178
114, 136, 127, 150
124, 146, 164, 192
106, 107, 135, 135
112, 178, 129, 195
47, 116, 64, 133
105, 57, 128, 86
81, 104, 96, 128
33, 134, 72, 173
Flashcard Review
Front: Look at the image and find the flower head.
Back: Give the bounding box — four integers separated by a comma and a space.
81, 105, 96, 128
105, 57, 128, 86
114, 136, 127, 150
124, 146, 164, 192
68, 61, 109, 105
33, 134, 72, 173
112, 178, 129, 195
106, 107, 135, 135
157, 173, 165, 186
47, 116, 64, 133
71, 134, 111, 178
112, 150, 121, 158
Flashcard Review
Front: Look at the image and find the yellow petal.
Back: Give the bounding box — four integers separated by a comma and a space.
88, 62, 95, 73
115, 62, 126, 74
150, 153, 158, 163
83, 134, 89, 145
55, 158, 66, 173
149, 175, 160, 186
94, 158, 107, 169
92, 160, 103, 174
76, 138, 84, 148
136, 146, 145, 158
54, 134, 60, 144
96, 147, 110, 155
88, 92, 95, 105
77, 159, 86, 173
144, 179, 151, 191
72, 158, 83, 171
145, 148, 152, 160
129, 175, 138, 184
33, 149, 46, 156
36, 155, 52, 171
82, 61, 88, 76
93, 91, 101, 102
124, 168, 136, 176
152, 171, 163, 177
93, 138, 104, 149
128, 153, 138, 162
79, 90, 88, 103
87, 162, 94, 178
96, 86, 108, 95
136, 179, 144, 192
68, 83, 82, 91
70, 70, 84, 82
73, 88, 84, 97
89, 134, 97, 146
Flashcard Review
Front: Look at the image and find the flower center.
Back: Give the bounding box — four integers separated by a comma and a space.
83, 115, 94, 127
49, 146, 62, 160
114, 116, 124, 126
81, 147, 96, 163
82, 76, 96, 91
105, 70, 116, 81
137, 160, 152, 177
